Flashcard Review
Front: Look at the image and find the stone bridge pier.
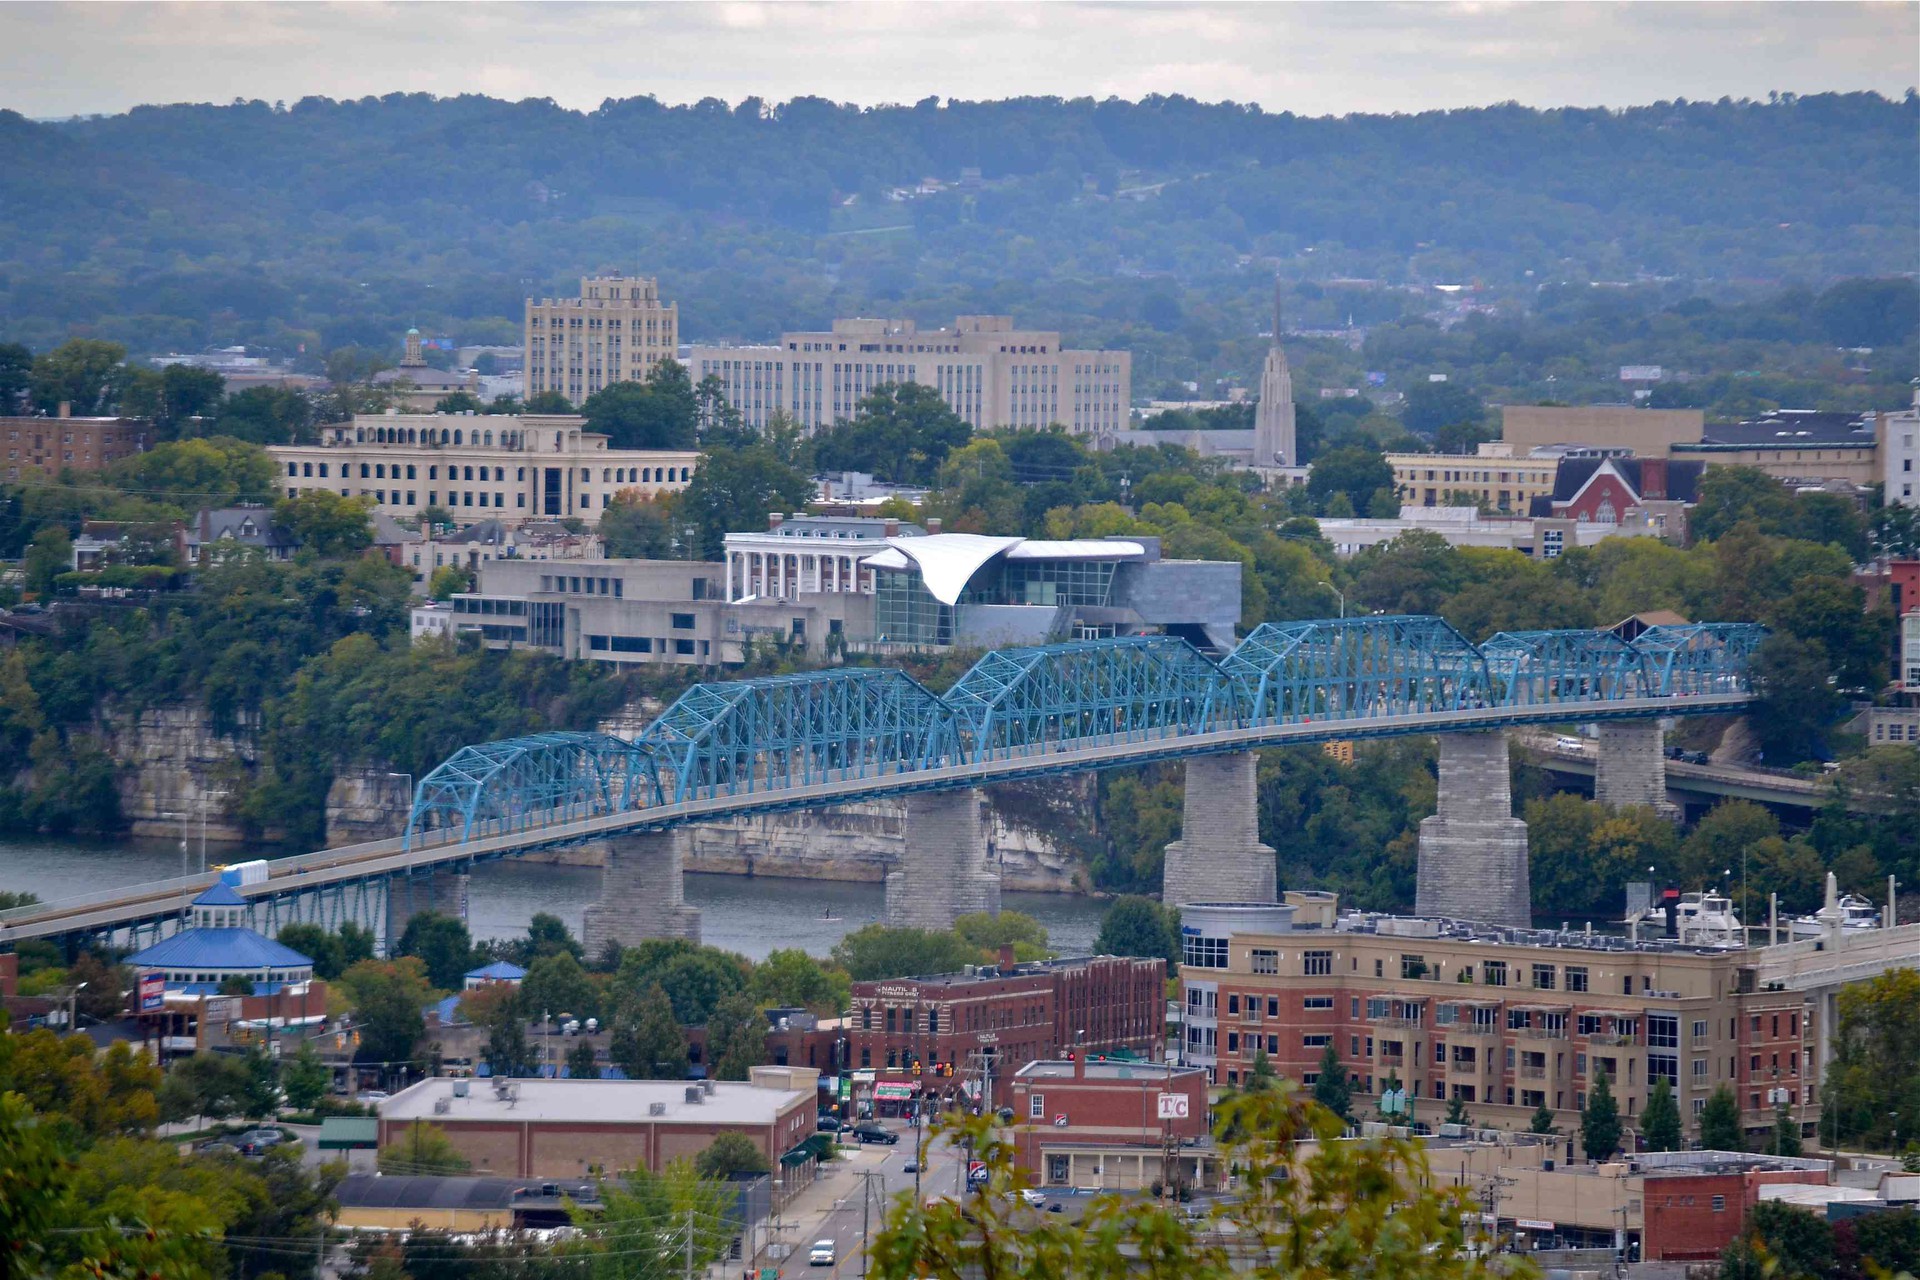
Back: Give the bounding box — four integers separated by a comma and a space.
1593, 720, 1679, 819
1162, 752, 1277, 909
1416, 730, 1531, 927
884, 789, 1000, 930
385, 867, 470, 951
582, 830, 703, 957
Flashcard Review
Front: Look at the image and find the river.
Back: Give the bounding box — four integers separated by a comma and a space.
0, 835, 1108, 961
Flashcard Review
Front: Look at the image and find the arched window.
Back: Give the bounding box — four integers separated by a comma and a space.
453, 429, 463, 445
484, 430, 494, 446
494, 467, 505, 482
602, 468, 611, 483
1595, 498, 1617, 525
463, 466, 474, 481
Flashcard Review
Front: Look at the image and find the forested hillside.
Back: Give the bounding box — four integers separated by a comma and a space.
0, 91, 1913, 369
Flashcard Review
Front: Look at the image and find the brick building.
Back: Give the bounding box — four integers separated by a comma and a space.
3, 414, 151, 481
1006, 1057, 1215, 1191
1178, 899, 1817, 1152
376, 1068, 819, 1187
849, 952, 1166, 1107
1640, 1156, 1834, 1262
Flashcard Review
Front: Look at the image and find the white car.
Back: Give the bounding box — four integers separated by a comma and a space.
1554, 736, 1584, 752
1020, 1189, 1047, 1207
809, 1239, 836, 1267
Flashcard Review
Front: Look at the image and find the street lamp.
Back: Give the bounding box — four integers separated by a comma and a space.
67, 981, 89, 1032
1315, 580, 1346, 619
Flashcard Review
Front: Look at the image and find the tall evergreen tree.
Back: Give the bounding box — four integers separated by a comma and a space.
1444, 1093, 1471, 1128
1700, 1085, 1745, 1152
1642, 1078, 1682, 1152
1529, 1102, 1558, 1135
1582, 1069, 1622, 1162
1311, 1042, 1351, 1120
1769, 1103, 1803, 1157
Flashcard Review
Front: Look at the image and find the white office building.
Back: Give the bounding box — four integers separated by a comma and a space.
722, 513, 926, 604
269, 413, 698, 527
1881, 385, 1919, 507
689, 315, 1129, 438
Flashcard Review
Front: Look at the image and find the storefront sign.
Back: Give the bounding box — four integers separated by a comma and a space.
874, 1083, 915, 1101
138, 971, 165, 1013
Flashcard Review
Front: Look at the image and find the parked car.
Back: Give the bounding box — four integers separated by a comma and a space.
902, 1161, 920, 1173
853, 1125, 897, 1145
808, 1240, 836, 1267
1020, 1189, 1046, 1207
234, 1128, 286, 1155
816, 1115, 843, 1132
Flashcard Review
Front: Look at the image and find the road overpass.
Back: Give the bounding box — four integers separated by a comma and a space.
1518, 732, 1837, 811
0, 615, 1763, 951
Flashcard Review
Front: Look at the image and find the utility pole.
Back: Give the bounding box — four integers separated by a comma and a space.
683, 1207, 694, 1280
1160, 1050, 1176, 1207
854, 1167, 888, 1279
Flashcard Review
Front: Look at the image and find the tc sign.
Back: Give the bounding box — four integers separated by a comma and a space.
1156, 1093, 1190, 1120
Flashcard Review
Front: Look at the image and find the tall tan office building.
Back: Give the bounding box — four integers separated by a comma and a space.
526, 275, 680, 404
689, 315, 1130, 438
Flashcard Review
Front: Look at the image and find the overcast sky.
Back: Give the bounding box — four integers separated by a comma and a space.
3, 2, 1914, 121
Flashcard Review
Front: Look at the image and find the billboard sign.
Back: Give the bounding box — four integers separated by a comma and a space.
138, 971, 166, 1013
1156, 1093, 1190, 1120
1619, 365, 1664, 382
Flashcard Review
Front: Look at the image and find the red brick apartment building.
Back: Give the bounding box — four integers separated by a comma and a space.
850, 951, 1166, 1104
3, 414, 150, 480
1179, 900, 1816, 1152
1007, 1057, 1214, 1190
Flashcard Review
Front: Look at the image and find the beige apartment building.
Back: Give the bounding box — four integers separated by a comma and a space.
269, 413, 697, 527
526, 275, 680, 404
1388, 443, 1561, 512
689, 315, 1130, 437
1178, 900, 1816, 1154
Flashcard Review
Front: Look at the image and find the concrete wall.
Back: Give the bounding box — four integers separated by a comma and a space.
1163, 753, 1276, 909
1501, 406, 1703, 456
1415, 731, 1529, 926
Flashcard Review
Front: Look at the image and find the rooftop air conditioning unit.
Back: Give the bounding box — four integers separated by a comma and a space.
702, 1079, 716, 1096
686, 1086, 704, 1105
433, 1098, 451, 1115
452, 1080, 470, 1098
648, 1102, 667, 1117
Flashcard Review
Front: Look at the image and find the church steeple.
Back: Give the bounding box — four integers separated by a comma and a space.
402, 325, 425, 369
1253, 279, 1296, 468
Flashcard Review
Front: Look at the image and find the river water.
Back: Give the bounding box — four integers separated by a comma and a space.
0, 835, 1107, 961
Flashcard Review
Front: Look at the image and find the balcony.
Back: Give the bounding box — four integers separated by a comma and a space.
1522, 1027, 1569, 1041
1588, 1032, 1637, 1047
1520, 1065, 1548, 1080
1446, 1024, 1501, 1040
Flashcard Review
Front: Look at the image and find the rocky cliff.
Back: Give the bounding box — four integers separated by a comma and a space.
101, 705, 268, 843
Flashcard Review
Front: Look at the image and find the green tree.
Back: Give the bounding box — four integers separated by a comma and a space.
239, 1048, 281, 1121
112, 436, 277, 507
609, 983, 688, 1080
214, 385, 313, 444
23, 526, 73, 598
396, 911, 475, 991
282, 1042, 330, 1112
522, 912, 584, 963
581, 362, 698, 450
1642, 1078, 1682, 1152
31, 339, 128, 414
1307, 444, 1394, 516
1692, 468, 1796, 543
953, 910, 1049, 960
1247, 1045, 1279, 1093
1312, 1041, 1352, 1120
1700, 1084, 1745, 1152
1529, 1102, 1558, 1135
0, 341, 32, 411
1719, 1200, 1835, 1280
749, 948, 848, 1014
830, 925, 984, 982
695, 1130, 772, 1180
427, 564, 471, 600
1402, 382, 1485, 438
565, 1039, 599, 1081
597, 493, 675, 558
1444, 1093, 1470, 1127
523, 390, 572, 413
378, 1120, 471, 1175
520, 951, 598, 1024
275, 490, 375, 557
870, 1093, 1510, 1279
706, 992, 766, 1082
1748, 633, 1846, 765
433, 391, 485, 414
337, 957, 433, 1072
1820, 967, 1920, 1151
1582, 1068, 1622, 1161
812, 381, 972, 485
1093, 896, 1180, 971
676, 442, 813, 560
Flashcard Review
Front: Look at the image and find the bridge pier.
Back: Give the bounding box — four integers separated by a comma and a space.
581, 830, 702, 958
1162, 752, 1276, 909
1593, 721, 1679, 819
884, 789, 1000, 931
385, 868, 470, 951
1416, 730, 1530, 927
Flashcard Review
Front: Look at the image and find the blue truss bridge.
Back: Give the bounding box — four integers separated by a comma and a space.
0, 617, 1763, 949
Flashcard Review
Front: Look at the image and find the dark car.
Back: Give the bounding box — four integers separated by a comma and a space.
816, 1116, 843, 1132
853, 1125, 897, 1145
